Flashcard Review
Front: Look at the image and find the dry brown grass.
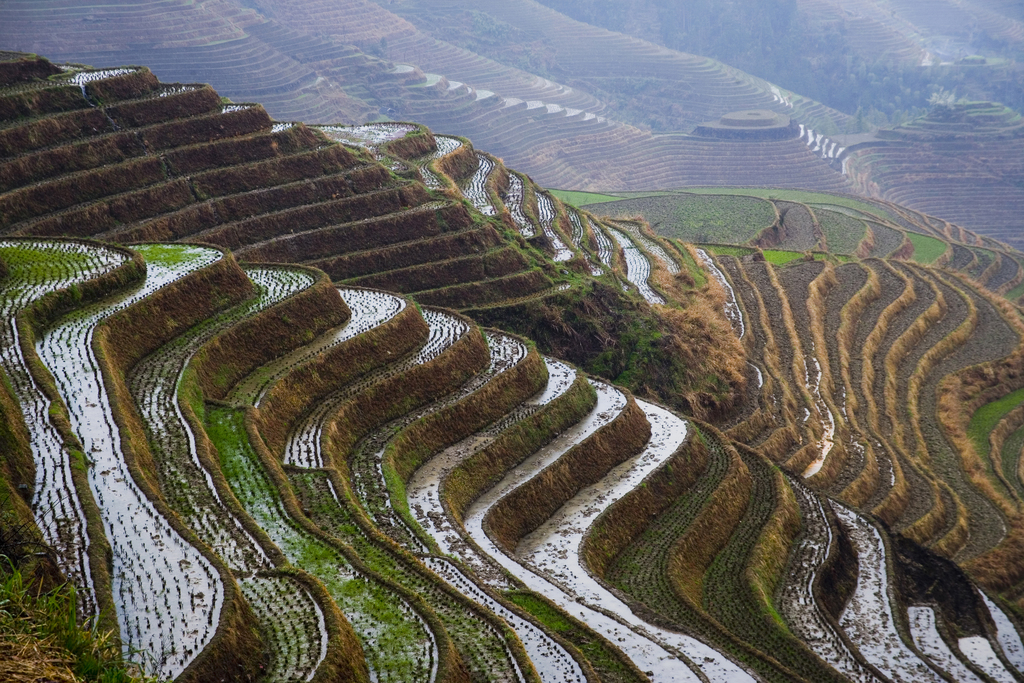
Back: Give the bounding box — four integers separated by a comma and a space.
734, 260, 798, 430
0, 638, 80, 683
883, 270, 946, 460
325, 318, 489, 463
997, 255, 1024, 296
856, 261, 915, 522
258, 300, 427, 455
444, 374, 596, 524
996, 407, 1024, 488
655, 296, 747, 421
763, 262, 818, 456
930, 481, 971, 558
93, 256, 270, 683
836, 264, 879, 430
387, 343, 546, 483
835, 263, 884, 505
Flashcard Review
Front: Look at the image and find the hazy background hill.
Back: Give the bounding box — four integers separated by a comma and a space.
537, 0, 1024, 126
1, 0, 1022, 243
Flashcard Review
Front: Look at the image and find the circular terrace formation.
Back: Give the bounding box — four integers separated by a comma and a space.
694, 109, 799, 140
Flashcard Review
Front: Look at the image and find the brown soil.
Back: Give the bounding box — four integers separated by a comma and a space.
773, 201, 819, 252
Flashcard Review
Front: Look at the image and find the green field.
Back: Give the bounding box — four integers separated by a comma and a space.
548, 189, 628, 206
590, 194, 776, 244
906, 232, 947, 264
816, 209, 866, 255
674, 188, 900, 223
763, 250, 804, 265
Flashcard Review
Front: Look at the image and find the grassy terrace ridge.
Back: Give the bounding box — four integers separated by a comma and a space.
6, 52, 1024, 683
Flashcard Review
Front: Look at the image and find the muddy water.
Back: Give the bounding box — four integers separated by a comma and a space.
980, 593, 1024, 673
514, 400, 755, 683
517, 400, 688, 594
37, 244, 223, 679
834, 503, 945, 682
908, 606, 984, 682
695, 248, 744, 338
407, 358, 575, 562
427, 557, 582, 683
461, 153, 497, 216
781, 485, 880, 683
802, 350, 836, 478
958, 636, 1016, 682
608, 227, 664, 305
129, 266, 328, 681
0, 240, 130, 618
506, 174, 537, 239
285, 308, 468, 468
536, 193, 573, 262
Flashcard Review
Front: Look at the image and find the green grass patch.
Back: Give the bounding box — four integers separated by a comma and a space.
205, 406, 434, 680
505, 591, 644, 683
548, 189, 626, 206
676, 187, 899, 223
701, 244, 757, 257
0, 562, 150, 682
1005, 279, 1024, 302
905, 232, 947, 264
595, 194, 775, 244
670, 240, 707, 288
967, 387, 1024, 456
816, 209, 867, 255
763, 250, 804, 265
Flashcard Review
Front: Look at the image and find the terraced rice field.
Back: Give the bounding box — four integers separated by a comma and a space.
607, 226, 664, 304
38, 244, 224, 678
0, 240, 131, 618
6, 56, 1024, 683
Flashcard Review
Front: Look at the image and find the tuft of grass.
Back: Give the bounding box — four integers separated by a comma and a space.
0, 560, 150, 683
1006, 278, 1024, 302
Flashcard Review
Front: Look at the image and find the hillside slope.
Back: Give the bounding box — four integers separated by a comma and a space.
5, 52, 1024, 683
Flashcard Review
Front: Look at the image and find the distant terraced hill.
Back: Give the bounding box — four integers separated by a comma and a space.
843, 101, 1024, 250
7, 52, 1024, 683
0, 0, 852, 193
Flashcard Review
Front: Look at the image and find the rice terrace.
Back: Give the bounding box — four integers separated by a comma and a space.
3, 0, 1024, 681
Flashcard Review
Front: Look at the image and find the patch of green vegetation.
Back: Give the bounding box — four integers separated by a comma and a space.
548, 189, 627, 206
134, 243, 199, 267
905, 232, 947, 264
1005, 279, 1024, 302
679, 187, 899, 223
703, 244, 757, 257
505, 591, 644, 683
205, 406, 433, 680
968, 387, 1024, 457
0, 562, 150, 682
596, 194, 775, 244
763, 250, 804, 265
670, 240, 706, 288
816, 209, 866, 255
